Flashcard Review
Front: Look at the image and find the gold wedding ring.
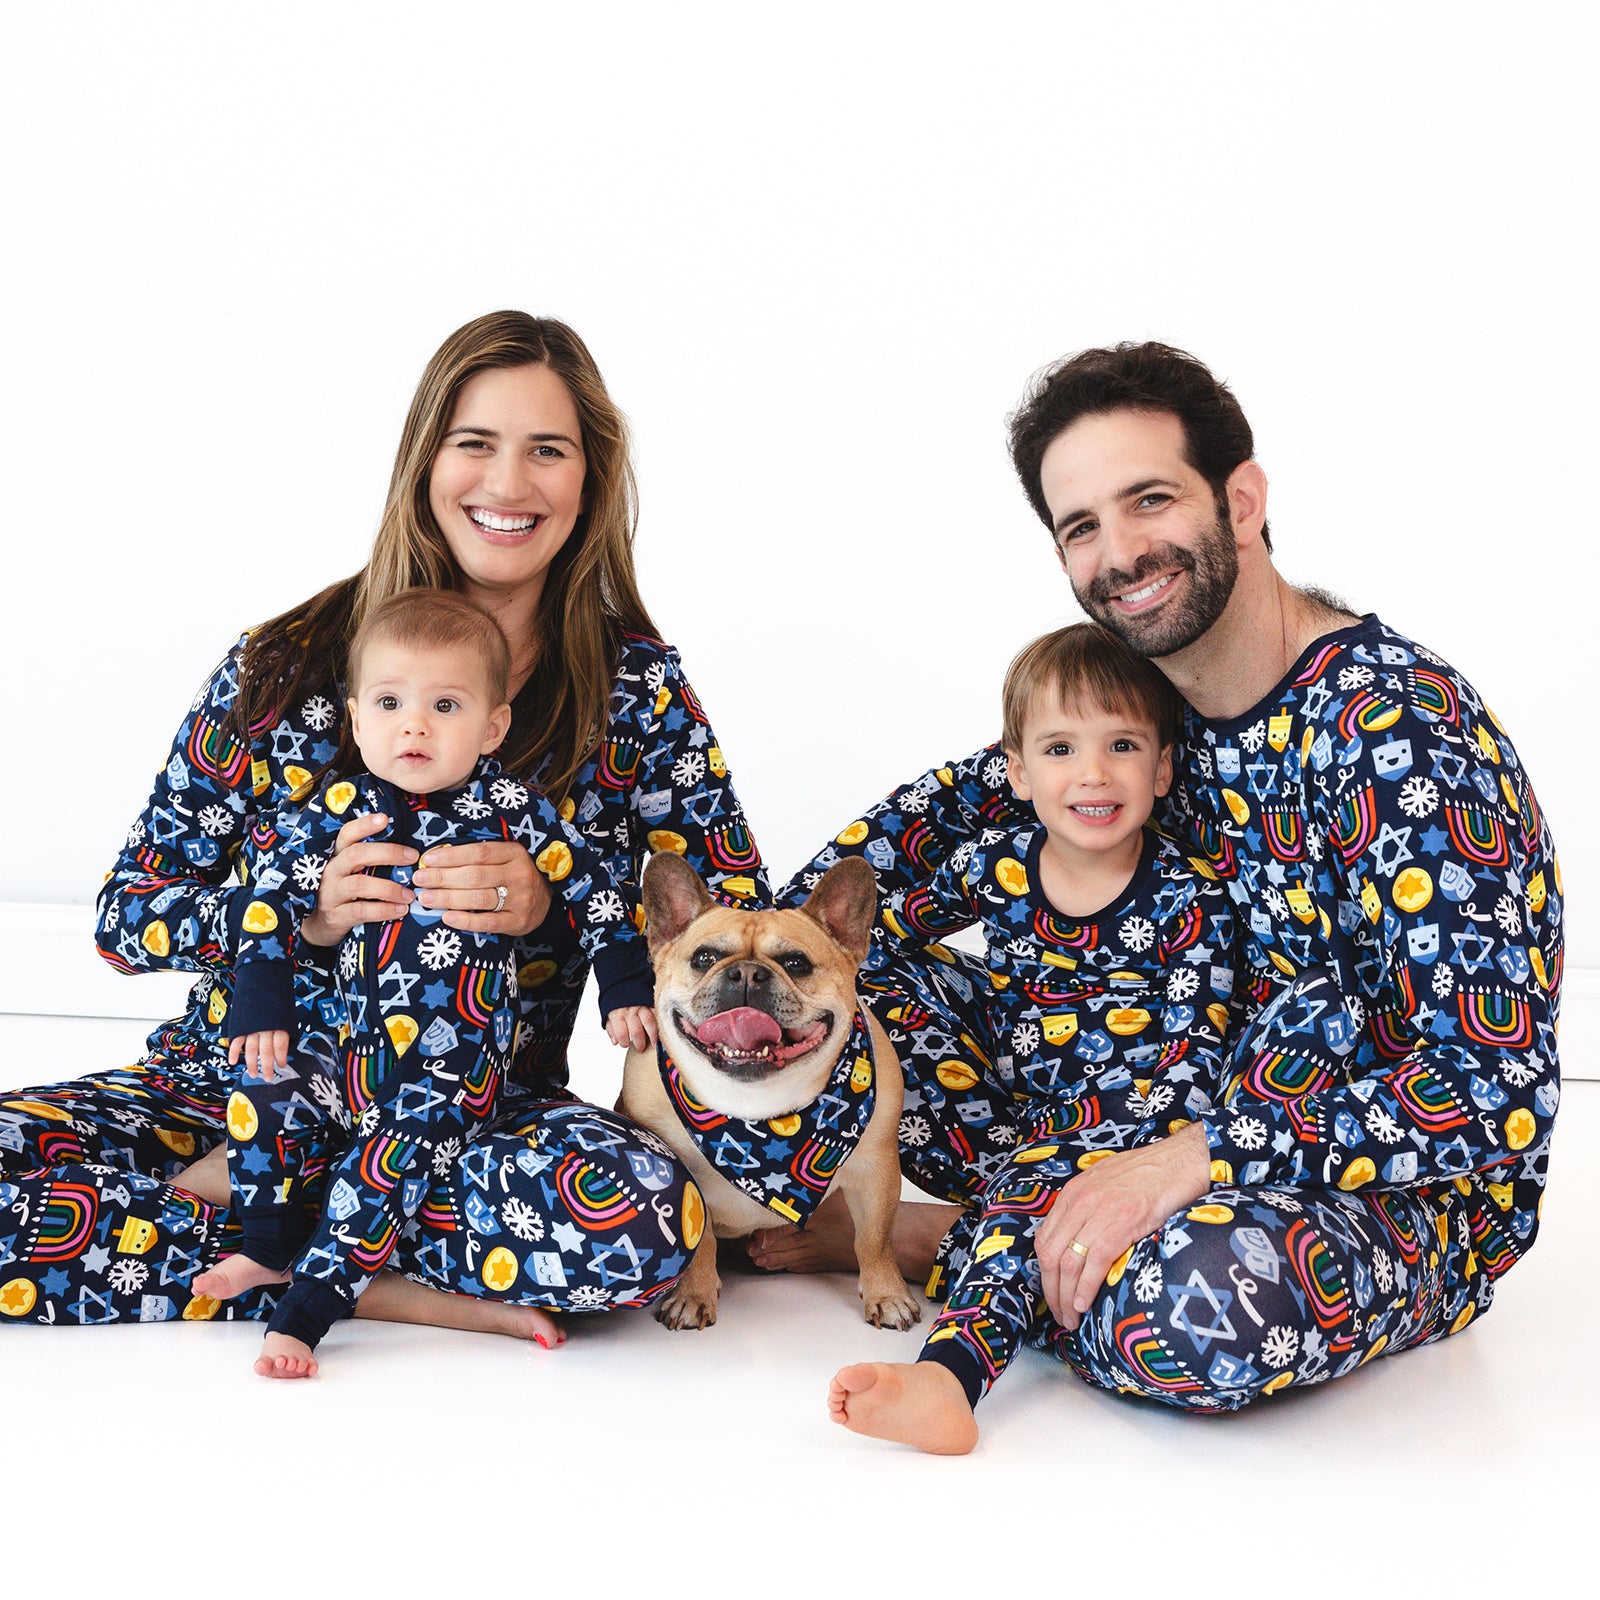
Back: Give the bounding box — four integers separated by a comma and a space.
1067, 1239, 1090, 1258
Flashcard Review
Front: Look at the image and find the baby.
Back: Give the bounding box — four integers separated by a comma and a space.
828, 623, 1237, 1451
194, 589, 654, 1376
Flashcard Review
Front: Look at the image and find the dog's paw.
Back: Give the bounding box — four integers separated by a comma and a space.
863, 1286, 922, 1331
654, 1285, 720, 1331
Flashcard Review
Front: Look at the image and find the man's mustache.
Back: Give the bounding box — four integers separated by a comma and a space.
1085, 544, 1196, 606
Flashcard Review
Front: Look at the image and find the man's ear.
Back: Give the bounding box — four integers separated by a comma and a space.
481, 703, 513, 755
641, 852, 714, 954
1226, 460, 1268, 549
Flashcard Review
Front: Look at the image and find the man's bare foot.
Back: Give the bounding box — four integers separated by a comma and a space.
747, 1196, 960, 1282
193, 1254, 291, 1300
171, 1143, 230, 1206
828, 1360, 978, 1455
255, 1332, 318, 1379
353, 1271, 565, 1348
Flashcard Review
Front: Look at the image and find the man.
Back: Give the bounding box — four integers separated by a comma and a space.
772, 343, 1561, 1415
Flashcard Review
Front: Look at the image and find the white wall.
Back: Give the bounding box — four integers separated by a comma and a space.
2, 4, 1592, 1011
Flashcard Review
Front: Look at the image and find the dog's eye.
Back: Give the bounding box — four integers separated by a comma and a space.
690, 947, 719, 972
778, 952, 813, 977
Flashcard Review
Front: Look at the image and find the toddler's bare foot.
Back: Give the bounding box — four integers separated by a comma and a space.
193, 1254, 291, 1300
171, 1143, 230, 1206
354, 1272, 565, 1348
827, 1361, 978, 1456
255, 1332, 318, 1379
748, 1197, 960, 1281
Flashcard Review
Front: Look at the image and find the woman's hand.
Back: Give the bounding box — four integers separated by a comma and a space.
411, 840, 552, 937
299, 813, 418, 946
1037, 1121, 1212, 1332
605, 1005, 658, 1052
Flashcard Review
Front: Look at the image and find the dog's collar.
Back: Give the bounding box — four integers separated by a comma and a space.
657, 1005, 877, 1227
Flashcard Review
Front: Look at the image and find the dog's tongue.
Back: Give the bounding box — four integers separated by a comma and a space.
696, 1007, 783, 1052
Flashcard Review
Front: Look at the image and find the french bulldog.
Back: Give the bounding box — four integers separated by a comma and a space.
620, 853, 919, 1332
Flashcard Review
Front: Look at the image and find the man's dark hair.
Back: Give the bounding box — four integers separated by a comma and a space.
1008, 341, 1271, 552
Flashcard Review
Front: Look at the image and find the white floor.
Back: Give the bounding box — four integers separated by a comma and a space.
1, 1011, 1594, 1594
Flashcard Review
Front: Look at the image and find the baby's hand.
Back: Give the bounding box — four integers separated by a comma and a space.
605, 1005, 658, 1052
228, 1030, 291, 1081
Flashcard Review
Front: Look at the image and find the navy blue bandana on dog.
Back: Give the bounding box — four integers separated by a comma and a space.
658, 1006, 877, 1226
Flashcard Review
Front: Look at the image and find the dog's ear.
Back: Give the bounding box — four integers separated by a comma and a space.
800, 857, 878, 964
642, 852, 716, 953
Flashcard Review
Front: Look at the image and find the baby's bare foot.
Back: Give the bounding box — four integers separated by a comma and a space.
193, 1254, 291, 1300
255, 1332, 318, 1380
748, 1197, 960, 1281
827, 1361, 978, 1455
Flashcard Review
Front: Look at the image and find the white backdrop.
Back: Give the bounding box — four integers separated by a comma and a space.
2, 2, 1593, 972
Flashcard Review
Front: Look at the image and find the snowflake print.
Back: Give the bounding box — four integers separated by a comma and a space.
489, 778, 529, 810
643, 659, 668, 697
898, 787, 930, 814
988, 1123, 1017, 1147
1011, 1021, 1041, 1057
1119, 915, 1155, 952
1258, 1190, 1303, 1214
359, 1103, 382, 1136
982, 754, 1010, 790
1337, 665, 1374, 691
108, 1259, 148, 1294
949, 841, 976, 874
103, 902, 121, 930
430, 1136, 463, 1177
1372, 1250, 1394, 1294
1239, 720, 1266, 753
1431, 965, 1454, 1000
1134, 1083, 1175, 1117
109, 1104, 151, 1132
1494, 894, 1522, 937
1262, 887, 1289, 922
1305, 826, 1325, 863
568, 1285, 612, 1310
1166, 967, 1200, 1002
1364, 1105, 1404, 1144
309, 1073, 345, 1117
672, 751, 706, 786
503, 1196, 546, 1241
587, 889, 627, 923
1261, 1325, 1299, 1368
301, 695, 337, 731
1133, 1261, 1163, 1302
198, 804, 235, 838
1397, 775, 1439, 819
125, 818, 147, 848
898, 1114, 933, 1148
453, 792, 492, 820
1500, 1053, 1543, 1089
1194, 745, 1214, 780
416, 927, 464, 971
1228, 1114, 1269, 1151
292, 855, 326, 893
338, 942, 360, 982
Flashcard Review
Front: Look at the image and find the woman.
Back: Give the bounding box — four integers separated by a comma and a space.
0, 311, 765, 1337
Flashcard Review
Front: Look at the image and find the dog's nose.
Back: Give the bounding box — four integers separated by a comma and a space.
718, 963, 772, 1006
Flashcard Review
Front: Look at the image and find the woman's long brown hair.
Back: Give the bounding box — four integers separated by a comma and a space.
224, 312, 660, 801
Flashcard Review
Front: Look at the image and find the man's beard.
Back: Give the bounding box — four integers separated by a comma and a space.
1073, 510, 1239, 660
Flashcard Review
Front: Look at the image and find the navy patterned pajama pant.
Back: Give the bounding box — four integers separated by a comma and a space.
861, 946, 1495, 1412
0, 1055, 698, 1329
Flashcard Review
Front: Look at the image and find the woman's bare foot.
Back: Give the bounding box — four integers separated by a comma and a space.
747, 1196, 960, 1282
256, 1332, 318, 1380
353, 1271, 565, 1349
193, 1254, 291, 1300
171, 1143, 230, 1206
828, 1361, 978, 1455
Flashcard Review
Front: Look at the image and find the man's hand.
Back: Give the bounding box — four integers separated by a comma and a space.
1037, 1120, 1212, 1330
